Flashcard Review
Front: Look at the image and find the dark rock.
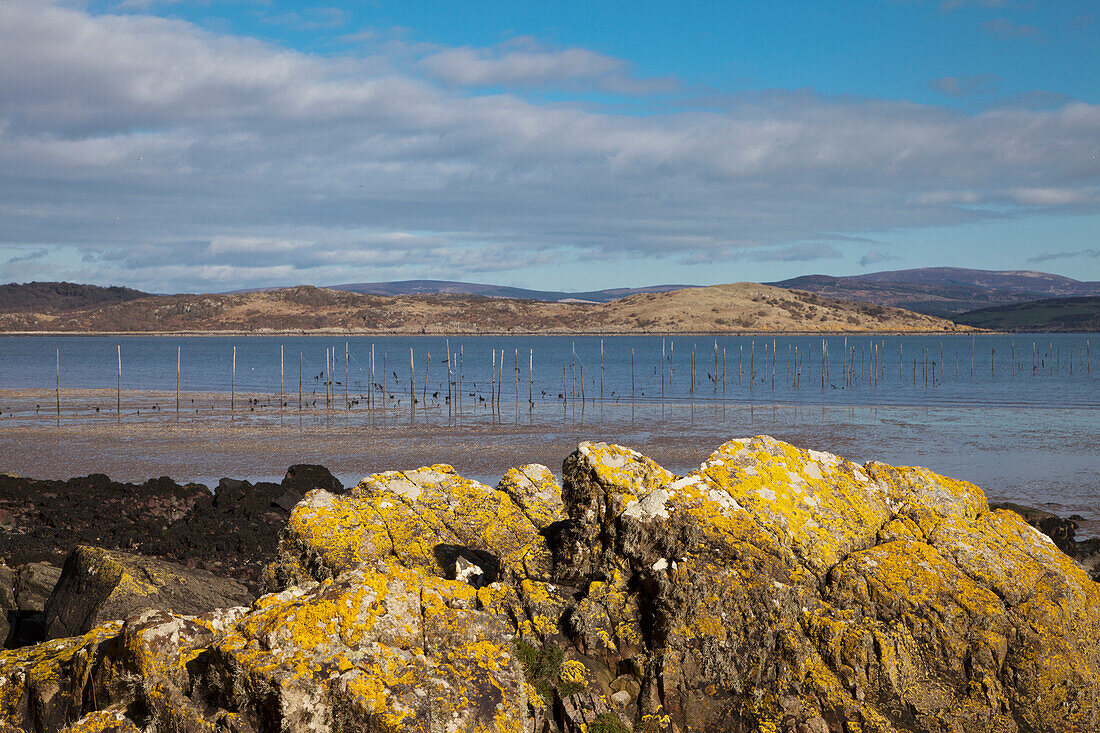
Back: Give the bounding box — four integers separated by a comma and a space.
0, 472, 210, 567
44, 546, 254, 640
0, 563, 14, 610
1, 562, 62, 647
282, 463, 343, 494
0, 563, 12, 645
14, 561, 62, 612
0, 465, 342, 596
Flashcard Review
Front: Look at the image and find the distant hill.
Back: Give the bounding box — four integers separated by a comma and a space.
0, 283, 967, 334
0, 281, 149, 313
327, 279, 696, 303
769, 268, 1100, 317
953, 297, 1100, 332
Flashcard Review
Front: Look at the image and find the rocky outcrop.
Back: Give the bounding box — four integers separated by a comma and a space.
0, 464, 344, 602
2, 563, 63, 648
0, 474, 209, 568
44, 546, 254, 640
1, 437, 1098, 732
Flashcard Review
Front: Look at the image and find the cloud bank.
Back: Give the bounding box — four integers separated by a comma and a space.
1, 1, 1098, 291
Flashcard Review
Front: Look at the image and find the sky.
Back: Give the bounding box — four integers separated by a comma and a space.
1, 0, 1098, 293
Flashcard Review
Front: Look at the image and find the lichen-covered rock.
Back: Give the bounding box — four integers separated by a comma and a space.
0, 621, 122, 732
44, 546, 254, 641
2, 437, 1098, 733
265, 463, 557, 591
554, 436, 1100, 732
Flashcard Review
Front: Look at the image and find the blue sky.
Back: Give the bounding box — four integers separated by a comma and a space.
1, 0, 1098, 292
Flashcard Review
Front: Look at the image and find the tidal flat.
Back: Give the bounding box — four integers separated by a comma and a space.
1, 386, 1096, 535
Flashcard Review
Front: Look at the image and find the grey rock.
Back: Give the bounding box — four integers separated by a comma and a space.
44, 546, 254, 640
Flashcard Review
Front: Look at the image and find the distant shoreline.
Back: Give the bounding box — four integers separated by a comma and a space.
0, 327, 984, 337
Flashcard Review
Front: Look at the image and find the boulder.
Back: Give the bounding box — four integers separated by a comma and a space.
14, 562, 62, 612
43, 546, 254, 640
2, 437, 1099, 732
0, 563, 12, 645
282, 463, 344, 494
552, 437, 1100, 731
3, 562, 63, 647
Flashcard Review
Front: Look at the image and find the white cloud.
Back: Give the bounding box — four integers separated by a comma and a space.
0, 0, 1098, 291
419, 38, 677, 94
927, 74, 1001, 98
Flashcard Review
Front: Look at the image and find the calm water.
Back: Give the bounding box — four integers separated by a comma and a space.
0, 334, 1096, 528
0, 334, 1096, 408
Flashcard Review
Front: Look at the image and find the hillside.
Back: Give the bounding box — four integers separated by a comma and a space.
0, 282, 967, 334
0, 281, 149, 313
327, 279, 695, 303
769, 267, 1100, 317
953, 296, 1100, 332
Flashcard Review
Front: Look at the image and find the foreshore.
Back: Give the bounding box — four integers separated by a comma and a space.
1, 386, 1097, 532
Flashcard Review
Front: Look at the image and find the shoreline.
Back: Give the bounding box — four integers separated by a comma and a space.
0, 327, 983, 337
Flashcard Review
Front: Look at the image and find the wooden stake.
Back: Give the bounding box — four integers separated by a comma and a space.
345, 342, 349, 410
409, 348, 415, 407
749, 340, 755, 387
280, 345, 284, 411
601, 339, 605, 399
529, 349, 533, 406
231, 346, 236, 413
713, 340, 718, 393
117, 344, 121, 415
425, 352, 430, 403
55, 348, 60, 418
298, 352, 302, 410
177, 345, 181, 416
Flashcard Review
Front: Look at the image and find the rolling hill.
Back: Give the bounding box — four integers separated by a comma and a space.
769, 268, 1100, 317
0, 281, 149, 313
0, 283, 966, 334
325, 280, 695, 303
953, 297, 1100, 332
